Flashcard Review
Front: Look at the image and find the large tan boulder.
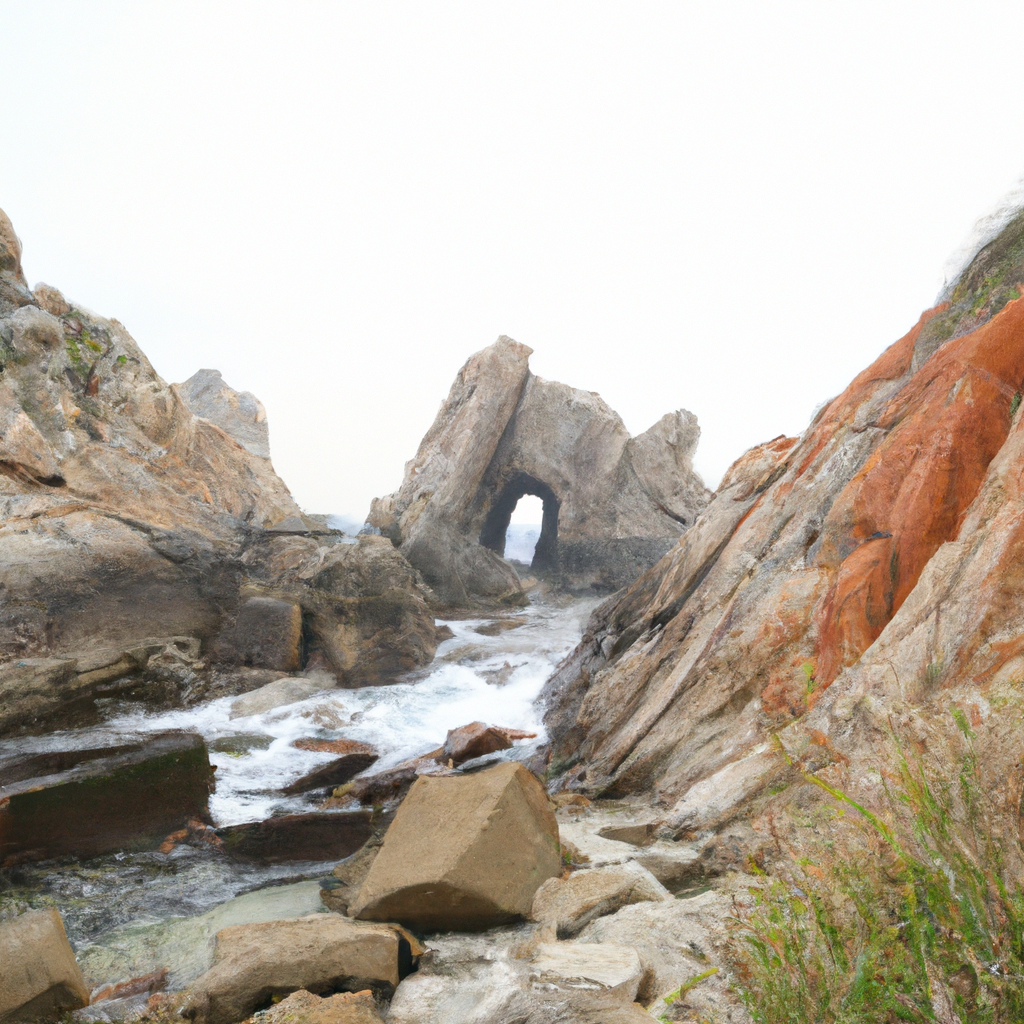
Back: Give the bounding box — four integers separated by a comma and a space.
0, 909, 89, 1022
350, 762, 560, 931
184, 915, 411, 1024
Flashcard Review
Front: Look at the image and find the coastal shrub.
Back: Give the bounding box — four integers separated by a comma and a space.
732, 712, 1024, 1023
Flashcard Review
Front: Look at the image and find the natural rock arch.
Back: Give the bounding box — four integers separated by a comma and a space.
368, 337, 712, 605
478, 472, 560, 573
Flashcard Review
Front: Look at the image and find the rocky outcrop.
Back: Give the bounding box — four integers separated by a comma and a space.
178, 368, 271, 460
0, 208, 440, 731
367, 337, 711, 604
0, 909, 90, 1022
350, 762, 561, 931
541, 197, 1024, 863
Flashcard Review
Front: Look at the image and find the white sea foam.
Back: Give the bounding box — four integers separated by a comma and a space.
0, 595, 597, 827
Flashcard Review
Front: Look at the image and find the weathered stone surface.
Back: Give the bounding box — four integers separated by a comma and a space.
0, 731, 212, 865
239, 988, 384, 1024
179, 368, 271, 460
0, 909, 89, 1022
184, 916, 411, 1024
530, 941, 643, 1001
441, 721, 536, 766
350, 762, 560, 931
367, 336, 711, 604
212, 597, 302, 673
531, 863, 670, 937
537, 199, 1024, 1001
0, 208, 438, 720
216, 812, 373, 863
281, 754, 379, 795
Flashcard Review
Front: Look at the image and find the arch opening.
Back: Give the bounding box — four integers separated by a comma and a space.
479, 472, 560, 573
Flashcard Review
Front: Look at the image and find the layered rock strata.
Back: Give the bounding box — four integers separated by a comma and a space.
542, 205, 1024, 856
0, 208, 439, 732
368, 337, 711, 604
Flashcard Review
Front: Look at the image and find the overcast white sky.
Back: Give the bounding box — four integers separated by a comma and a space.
3, 3, 1024, 518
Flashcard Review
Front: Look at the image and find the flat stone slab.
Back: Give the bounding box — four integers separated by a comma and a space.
530, 941, 644, 1001
281, 753, 379, 795
0, 731, 212, 865
216, 812, 373, 863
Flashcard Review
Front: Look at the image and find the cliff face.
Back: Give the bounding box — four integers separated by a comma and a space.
368, 336, 712, 605
0, 209, 439, 725
544, 211, 1024, 842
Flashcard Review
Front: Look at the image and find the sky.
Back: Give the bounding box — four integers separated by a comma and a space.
3, 3, 1024, 519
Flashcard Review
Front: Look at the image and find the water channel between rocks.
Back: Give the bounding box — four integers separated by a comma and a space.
0, 592, 600, 991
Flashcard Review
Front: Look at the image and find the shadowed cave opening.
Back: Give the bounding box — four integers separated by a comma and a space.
479, 473, 560, 573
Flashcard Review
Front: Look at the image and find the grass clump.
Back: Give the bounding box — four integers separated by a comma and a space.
733, 711, 1024, 1023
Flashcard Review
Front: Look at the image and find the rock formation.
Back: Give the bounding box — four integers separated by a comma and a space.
367, 337, 712, 605
542, 203, 1024, 851
0, 208, 440, 733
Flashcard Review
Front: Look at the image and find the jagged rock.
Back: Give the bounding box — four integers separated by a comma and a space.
216, 812, 373, 863
0, 208, 439, 723
350, 762, 560, 931
179, 368, 271, 460
540, 200, 1024, 890
0, 731, 213, 865
184, 916, 414, 1024
0, 909, 90, 1022
531, 863, 671, 937
367, 337, 711, 604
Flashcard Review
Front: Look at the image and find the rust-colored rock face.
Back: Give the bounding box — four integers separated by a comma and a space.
544, 219, 1024, 825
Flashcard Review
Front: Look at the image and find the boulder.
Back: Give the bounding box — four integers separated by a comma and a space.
531, 863, 671, 937
184, 916, 414, 1024
239, 988, 383, 1024
349, 762, 560, 931
441, 721, 536, 766
367, 336, 711, 604
213, 597, 303, 673
0, 731, 212, 865
216, 812, 373, 863
229, 674, 331, 718
0, 909, 89, 1022
530, 941, 644, 1002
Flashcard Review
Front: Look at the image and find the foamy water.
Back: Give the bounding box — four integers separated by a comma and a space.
1, 594, 597, 827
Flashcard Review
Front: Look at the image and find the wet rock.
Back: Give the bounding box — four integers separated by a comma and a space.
89, 967, 168, 1005
367, 336, 711, 604
440, 721, 537, 766
597, 823, 656, 847
350, 762, 560, 931
229, 675, 331, 719
212, 597, 303, 673
216, 812, 373, 863
293, 738, 375, 756
530, 941, 644, 1001
0, 909, 89, 1021
239, 988, 384, 1024
281, 753, 379, 796
184, 916, 413, 1024
338, 752, 449, 808
0, 731, 212, 865
531, 863, 671, 937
